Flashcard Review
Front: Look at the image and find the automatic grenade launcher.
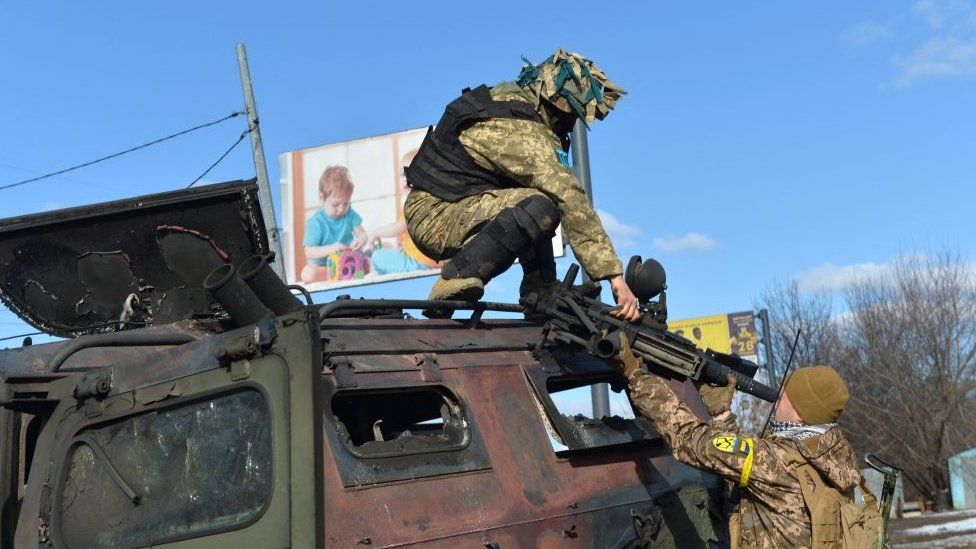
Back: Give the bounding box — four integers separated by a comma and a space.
521, 255, 779, 402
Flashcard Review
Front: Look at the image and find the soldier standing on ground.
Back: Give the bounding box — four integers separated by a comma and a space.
610, 336, 872, 547
403, 49, 640, 321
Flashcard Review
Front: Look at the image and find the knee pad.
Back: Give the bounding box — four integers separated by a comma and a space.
515, 194, 560, 240
441, 195, 560, 281
486, 195, 560, 254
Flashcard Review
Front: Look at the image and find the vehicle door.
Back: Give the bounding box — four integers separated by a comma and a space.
14, 312, 322, 549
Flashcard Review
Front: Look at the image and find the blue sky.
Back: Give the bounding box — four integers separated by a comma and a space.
1, 1, 974, 344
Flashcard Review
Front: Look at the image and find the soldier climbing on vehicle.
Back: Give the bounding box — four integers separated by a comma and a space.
403, 49, 640, 321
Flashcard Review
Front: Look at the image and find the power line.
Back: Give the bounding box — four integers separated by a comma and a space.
186, 127, 252, 188
0, 313, 149, 343
0, 110, 246, 191
0, 331, 44, 343
0, 161, 128, 193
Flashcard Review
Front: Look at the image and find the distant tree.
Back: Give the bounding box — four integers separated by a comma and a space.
842, 254, 976, 500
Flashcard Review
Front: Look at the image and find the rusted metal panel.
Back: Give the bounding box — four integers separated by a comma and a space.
1, 304, 725, 547
320, 334, 719, 547
321, 318, 537, 356
0, 321, 213, 374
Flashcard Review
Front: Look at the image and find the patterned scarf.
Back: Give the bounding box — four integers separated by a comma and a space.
769, 419, 835, 440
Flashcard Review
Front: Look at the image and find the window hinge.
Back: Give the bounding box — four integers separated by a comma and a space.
74, 370, 112, 417
74, 370, 112, 401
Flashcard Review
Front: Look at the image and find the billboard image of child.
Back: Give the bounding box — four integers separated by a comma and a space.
279, 128, 442, 292
280, 127, 563, 294
300, 166, 369, 283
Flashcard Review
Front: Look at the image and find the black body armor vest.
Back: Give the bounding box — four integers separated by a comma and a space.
405, 85, 543, 202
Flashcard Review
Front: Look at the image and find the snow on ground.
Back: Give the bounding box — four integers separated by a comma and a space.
893, 510, 976, 548
895, 532, 976, 548
902, 517, 976, 536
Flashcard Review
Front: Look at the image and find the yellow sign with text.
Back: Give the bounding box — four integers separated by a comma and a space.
668, 311, 758, 359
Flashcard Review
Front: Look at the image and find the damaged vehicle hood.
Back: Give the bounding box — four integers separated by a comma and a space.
0, 179, 270, 337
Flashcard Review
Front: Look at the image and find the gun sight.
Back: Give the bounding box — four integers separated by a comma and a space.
625, 255, 666, 304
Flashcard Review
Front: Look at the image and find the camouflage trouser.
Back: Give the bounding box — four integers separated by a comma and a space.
403, 187, 548, 261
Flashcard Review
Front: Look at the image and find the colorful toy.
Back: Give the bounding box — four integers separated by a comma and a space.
322, 249, 369, 281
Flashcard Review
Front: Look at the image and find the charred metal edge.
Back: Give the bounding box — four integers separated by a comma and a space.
318, 299, 523, 318
0, 179, 258, 233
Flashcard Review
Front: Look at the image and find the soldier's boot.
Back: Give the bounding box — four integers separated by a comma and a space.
423, 277, 485, 318
423, 195, 560, 319
518, 235, 601, 319
519, 238, 558, 322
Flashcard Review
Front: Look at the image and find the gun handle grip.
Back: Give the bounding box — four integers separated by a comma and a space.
563, 264, 580, 287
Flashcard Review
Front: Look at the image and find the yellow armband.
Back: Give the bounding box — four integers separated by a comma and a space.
738, 437, 755, 487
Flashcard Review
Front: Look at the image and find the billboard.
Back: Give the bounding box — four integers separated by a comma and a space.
667, 311, 758, 363
279, 128, 436, 292
280, 128, 564, 293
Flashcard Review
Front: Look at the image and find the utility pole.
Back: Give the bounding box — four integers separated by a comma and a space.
237, 43, 286, 279
571, 119, 611, 420
757, 308, 777, 386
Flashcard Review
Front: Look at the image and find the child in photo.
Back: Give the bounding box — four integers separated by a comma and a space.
301, 165, 368, 282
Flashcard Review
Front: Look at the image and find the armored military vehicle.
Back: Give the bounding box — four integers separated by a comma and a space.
0, 180, 730, 548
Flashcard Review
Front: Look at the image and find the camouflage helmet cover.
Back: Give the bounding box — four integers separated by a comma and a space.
517, 49, 626, 125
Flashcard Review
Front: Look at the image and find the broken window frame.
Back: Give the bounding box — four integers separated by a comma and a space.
50, 386, 275, 549
321, 380, 492, 487
331, 385, 471, 459
524, 354, 661, 455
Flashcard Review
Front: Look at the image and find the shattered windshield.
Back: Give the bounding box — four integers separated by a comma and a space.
57, 390, 272, 548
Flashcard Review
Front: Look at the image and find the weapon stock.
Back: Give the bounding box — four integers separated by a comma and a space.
524, 263, 779, 402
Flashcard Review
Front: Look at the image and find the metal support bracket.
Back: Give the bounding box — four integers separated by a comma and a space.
329, 357, 358, 388
0, 373, 67, 415
215, 337, 258, 363
74, 369, 113, 417
230, 359, 252, 381
74, 370, 112, 401
469, 308, 484, 329
413, 353, 442, 382
535, 350, 564, 374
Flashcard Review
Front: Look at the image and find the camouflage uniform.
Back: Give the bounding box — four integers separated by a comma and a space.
626, 370, 861, 548
404, 82, 622, 280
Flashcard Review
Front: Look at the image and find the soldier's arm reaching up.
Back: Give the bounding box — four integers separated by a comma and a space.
611, 337, 786, 490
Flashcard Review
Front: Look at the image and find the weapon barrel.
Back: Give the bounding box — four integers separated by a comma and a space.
593, 333, 620, 358
700, 359, 778, 402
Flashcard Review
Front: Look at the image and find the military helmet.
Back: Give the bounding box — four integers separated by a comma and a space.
517, 49, 626, 125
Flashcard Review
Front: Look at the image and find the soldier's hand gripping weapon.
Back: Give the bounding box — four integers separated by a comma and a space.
521, 256, 779, 402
